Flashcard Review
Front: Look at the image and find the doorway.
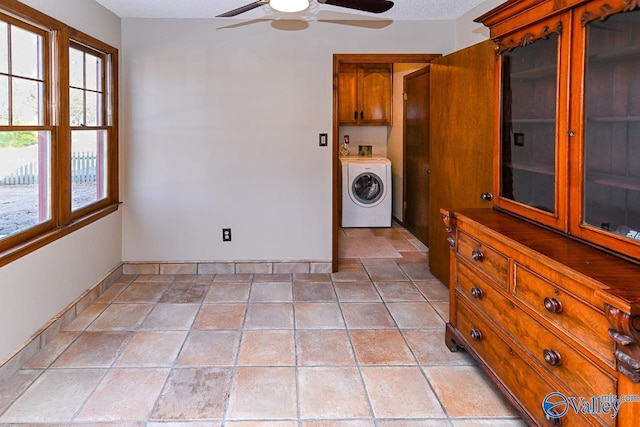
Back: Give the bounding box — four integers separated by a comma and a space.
332, 54, 440, 271
403, 66, 431, 246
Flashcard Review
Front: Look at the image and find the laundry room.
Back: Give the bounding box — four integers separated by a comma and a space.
337, 61, 429, 228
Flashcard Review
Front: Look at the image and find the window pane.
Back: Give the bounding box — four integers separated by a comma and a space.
85, 91, 101, 126
12, 77, 43, 125
0, 131, 51, 239
583, 11, 640, 239
71, 129, 107, 210
70, 87, 84, 126
0, 22, 8, 74
85, 52, 101, 91
500, 34, 559, 213
0, 74, 8, 125
69, 47, 84, 88
11, 26, 41, 80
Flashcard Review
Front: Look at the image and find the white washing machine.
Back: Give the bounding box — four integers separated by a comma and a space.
341, 157, 392, 227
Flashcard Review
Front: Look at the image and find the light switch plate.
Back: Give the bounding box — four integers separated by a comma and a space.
319, 133, 328, 147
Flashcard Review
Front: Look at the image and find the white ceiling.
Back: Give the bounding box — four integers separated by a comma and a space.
93, 0, 488, 21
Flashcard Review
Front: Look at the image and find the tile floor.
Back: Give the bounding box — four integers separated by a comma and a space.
0, 223, 525, 426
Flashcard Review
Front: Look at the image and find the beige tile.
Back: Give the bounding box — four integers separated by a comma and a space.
173, 274, 215, 284
87, 303, 154, 331
133, 274, 175, 283
310, 262, 332, 274
115, 283, 170, 303
361, 366, 446, 418
198, 262, 235, 275
236, 262, 272, 274
402, 329, 473, 366
339, 236, 401, 259
245, 303, 294, 329
0, 369, 104, 423
364, 264, 409, 281
176, 330, 240, 366
399, 264, 435, 281
350, 330, 415, 365
386, 302, 445, 329
293, 282, 337, 302
0, 369, 42, 415
302, 421, 375, 427
296, 330, 356, 366
253, 274, 293, 282
397, 251, 430, 264
214, 274, 253, 282
192, 304, 246, 330
114, 331, 188, 367
122, 263, 159, 275
374, 282, 425, 302
64, 303, 108, 331
95, 283, 127, 303
274, 262, 310, 274
249, 282, 293, 302
23, 332, 79, 369
237, 330, 295, 366
295, 303, 345, 329
340, 303, 395, 329
298, 367, 371, 418
423, 365, 519, 418
414, 280, 450, 302
227, 367, 297, 419
377, 421, 451, 427
139, 303, 200, 330
148, 423, 222, 427
229, 422, 297, 427
159, 263, 197, 275
294, 273, 332, 282
76, 368, 169, 421
334, 281, 381, 302
152, 367, 233, 420
160, 282, 208, 303
53, 331, 132, 368
331, 268, 371, 283
432, 301, 450, 322
205, 282, 251, 303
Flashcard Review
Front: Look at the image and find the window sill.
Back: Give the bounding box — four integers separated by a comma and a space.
0, 202, 121, 268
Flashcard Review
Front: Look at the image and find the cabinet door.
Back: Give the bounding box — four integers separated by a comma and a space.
569, 1, 640, 260
495, 16, 571, 231
359, 64, 392, 125
337, 64, 358, 125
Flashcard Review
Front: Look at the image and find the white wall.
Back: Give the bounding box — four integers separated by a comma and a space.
121, 19, 455, 262
455, 0, 505, 50
0, 0, 122, 362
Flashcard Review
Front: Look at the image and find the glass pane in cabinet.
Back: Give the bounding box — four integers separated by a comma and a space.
583, 10, 640, 241
500, 34, 558, 213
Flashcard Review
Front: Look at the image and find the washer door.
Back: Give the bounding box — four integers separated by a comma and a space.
351, 172, 384, 205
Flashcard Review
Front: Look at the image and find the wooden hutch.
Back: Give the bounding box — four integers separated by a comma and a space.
443, 0, 640, 425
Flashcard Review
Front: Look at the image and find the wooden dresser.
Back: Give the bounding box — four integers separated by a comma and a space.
442, 208, 640, 426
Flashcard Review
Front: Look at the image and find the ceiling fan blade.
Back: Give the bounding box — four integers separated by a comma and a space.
318, 0, 394, 14
216, 1, 268, 17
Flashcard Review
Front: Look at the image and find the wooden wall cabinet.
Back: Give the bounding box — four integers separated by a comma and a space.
338, 63, 392, 126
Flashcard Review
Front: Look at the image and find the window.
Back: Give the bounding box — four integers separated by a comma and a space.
0, 5, 118, 266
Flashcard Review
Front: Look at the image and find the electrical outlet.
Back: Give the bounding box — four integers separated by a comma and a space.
222, 228, 232, 242
319, 133, 328, 147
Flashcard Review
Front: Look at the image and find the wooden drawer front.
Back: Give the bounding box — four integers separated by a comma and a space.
513, 264, 615, 366
456, 299, 602, 427
456, 260, 510, 318
457, 231, 508, 288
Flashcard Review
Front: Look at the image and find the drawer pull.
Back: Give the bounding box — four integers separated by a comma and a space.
471, 250, 484, 262
543, 349, 562, 366
471, 287, 484, 298
470, 329, 483, 341
543, 297, 563, 314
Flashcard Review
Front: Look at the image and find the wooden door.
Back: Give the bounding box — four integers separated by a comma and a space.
403, 66, 431, 245
429, 41, 495, 285
337, 64, 358, 125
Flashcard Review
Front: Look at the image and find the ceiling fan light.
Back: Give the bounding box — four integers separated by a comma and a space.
269, 0, 310, 13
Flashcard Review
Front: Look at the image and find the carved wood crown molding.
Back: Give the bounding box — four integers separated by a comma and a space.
582, 0, 640, 26
494, 21, 563, 55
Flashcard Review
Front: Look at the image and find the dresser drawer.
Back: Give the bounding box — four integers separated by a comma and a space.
513, 263, 615, 367
457, 231, 508, 289
456, 299, 603, 427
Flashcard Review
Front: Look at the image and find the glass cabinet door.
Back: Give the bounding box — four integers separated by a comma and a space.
575, 5, 640, 256
496, 18, 568, 230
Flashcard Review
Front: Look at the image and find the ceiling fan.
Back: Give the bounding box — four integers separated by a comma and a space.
217, 0, 394, 17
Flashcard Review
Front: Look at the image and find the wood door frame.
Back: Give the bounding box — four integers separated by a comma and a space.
332, 53, 441, 272
402, 65, 431, 236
